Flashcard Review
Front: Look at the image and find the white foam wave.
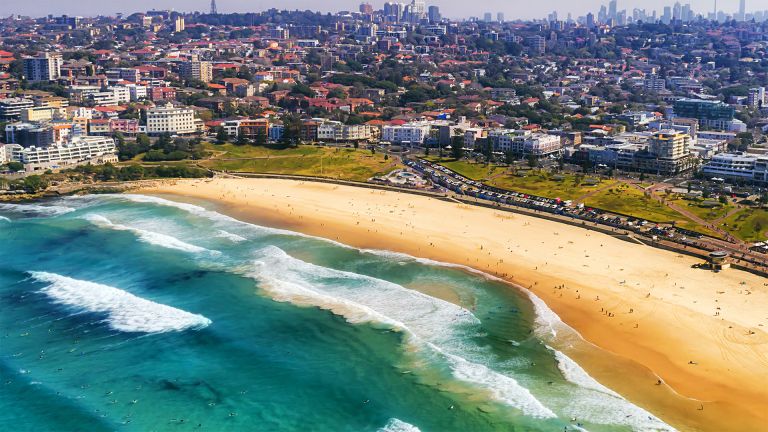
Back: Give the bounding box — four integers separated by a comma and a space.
550, 348, 622, 398
440, 348, 556, 418
248, 246, 555, 419
377, 418, 421, 432
30, 271, 211, 333
545, 347, 675, 431
0, 203, 75, 217
83, 214, 217, 255
216, 230, 247, 242
97, 194, 354, 244
0, 215, 10, 222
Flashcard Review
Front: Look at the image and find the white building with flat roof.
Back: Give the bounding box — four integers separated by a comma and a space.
8, 136, 117, 170
381, 122, 431, 145
146, 106, 196, 135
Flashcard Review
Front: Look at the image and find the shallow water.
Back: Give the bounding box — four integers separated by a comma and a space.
0, 195, 674, 431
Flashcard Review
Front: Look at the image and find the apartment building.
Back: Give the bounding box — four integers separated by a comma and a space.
0, 98, 34, 120
5, 136, 118, 170
146, 106, 196, 135
317, 121, 374, 142
179, 60, 213, 83
381, 122, 431, 145
23, 53, 62, 82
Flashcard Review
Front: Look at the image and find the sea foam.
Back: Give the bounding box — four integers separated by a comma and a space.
0, 203, 75, 217
377, 418, 421, 432
248, 246, 556, 419
83, 214, 217, 255
30, 271, 211, 333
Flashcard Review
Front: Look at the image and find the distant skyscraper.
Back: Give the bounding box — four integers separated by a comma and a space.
673, 2, 682, 21
383, 2, 404, 22
210, 0, 217, 15
483, 12, 492, 23
359, 3, 373, 14
428, 5, 441, 23
662, 6, 672, 24
738, 0, 746, 21
586, 12, 596, 28
608, 0, 618, 21
497, 12, 504, 23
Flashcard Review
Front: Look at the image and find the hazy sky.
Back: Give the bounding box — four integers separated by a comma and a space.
0, 1, 754, 21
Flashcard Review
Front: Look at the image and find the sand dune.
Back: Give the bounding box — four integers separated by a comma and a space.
141, 177, 768, 432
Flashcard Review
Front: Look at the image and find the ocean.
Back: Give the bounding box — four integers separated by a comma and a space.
0, 195, 675, 431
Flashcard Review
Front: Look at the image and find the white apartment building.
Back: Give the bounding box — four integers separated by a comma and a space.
317, 121, 373, 142
0, 98, 35, 120
702, 153, 758, 181
109, 86, 131, 104
67, 86, 102, 104
121, 83, 148, 101
5, 136, 118, 170
146, 106, 196, 135
381, 122, 431, 145
90, 91, 118, 107
491, 131, 562, 157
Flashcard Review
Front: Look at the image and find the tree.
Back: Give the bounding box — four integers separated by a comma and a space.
216, 127, 228, 144
254, 130, 267, 146
6, 161, 23, 172
451, 135, 464, 160
236, 133, 249, 146
527, 154, 538, 168
22, 175, 48, 193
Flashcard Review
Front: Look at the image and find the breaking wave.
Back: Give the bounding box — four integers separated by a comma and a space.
83, 214, 217, 255
377, 418, 421, 432
247, 245, 556, 419
30, 271, 211, 333
0, 203, 75, 217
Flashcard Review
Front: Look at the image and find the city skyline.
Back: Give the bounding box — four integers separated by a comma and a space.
0, 0, 762, 21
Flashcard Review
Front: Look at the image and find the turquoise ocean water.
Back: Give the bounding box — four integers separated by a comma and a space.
0, 195, 675, 431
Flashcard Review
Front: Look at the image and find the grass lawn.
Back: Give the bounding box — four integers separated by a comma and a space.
424, 158, 613, 201
422, 157, 505, 181
200, 143, 401, 182
584, 184, 692, 224
721, 208, 768, 242
670, 197, 734, 222
489, 170, 615, 202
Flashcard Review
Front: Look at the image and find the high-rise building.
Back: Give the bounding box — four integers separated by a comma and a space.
662, 6, 672, 24
179, 60, 213, 83
525, 35, 546, 56
586, 12, 596, 28
497, 12, 505, 23
359, 3, 373, 15
738, 0, 746, 21
384, 2, 405, 22
748, 87, 765, 108
483, 12, 493, 23
174, 16, 185, 32
428, 6, 441, 23
23, 53, 62, 82
608, 0, 618, 21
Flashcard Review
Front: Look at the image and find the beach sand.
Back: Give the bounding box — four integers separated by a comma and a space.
140, 178, 768, 432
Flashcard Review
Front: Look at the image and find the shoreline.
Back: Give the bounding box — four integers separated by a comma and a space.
138, 177, 768, 432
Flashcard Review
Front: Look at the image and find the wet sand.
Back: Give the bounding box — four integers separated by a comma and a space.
140, 177, 768, 432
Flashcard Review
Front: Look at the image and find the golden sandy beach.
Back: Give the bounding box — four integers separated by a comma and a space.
140, 177, 768, 432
